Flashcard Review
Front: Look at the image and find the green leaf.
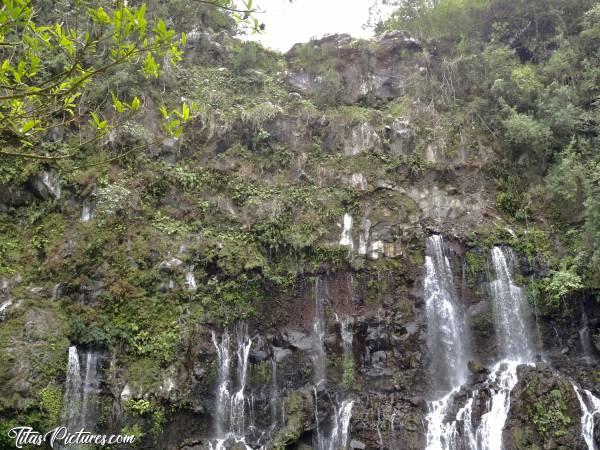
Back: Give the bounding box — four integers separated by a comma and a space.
94, 6, 111, 24
111, 93, 126, 113
20, 120, 37, 134
131, 96, 141, 111
89, 112, 107, 130
142, 52, 159, 78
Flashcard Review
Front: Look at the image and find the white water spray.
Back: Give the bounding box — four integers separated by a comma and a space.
573, 386, 600, 450
210, 325, 255, 449
339, 213, 354, 250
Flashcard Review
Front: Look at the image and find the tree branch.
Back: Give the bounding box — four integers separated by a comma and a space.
192, 0, 260, 14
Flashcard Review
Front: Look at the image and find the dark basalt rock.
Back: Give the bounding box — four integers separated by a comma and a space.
503, 366, 587, 450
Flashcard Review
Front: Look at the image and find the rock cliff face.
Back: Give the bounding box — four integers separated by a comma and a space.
0, 31, 598, 450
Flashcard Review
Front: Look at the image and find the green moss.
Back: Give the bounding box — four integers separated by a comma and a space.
467, 224, 550, 262
384, 97, 411, 118
127, 358, 163, 394
405, 153, 430, 177
410, 249, 425, 266
470, 311, 494, 337
366, 276, 389, 305
328, 105, 381, 126
528, 386, 572, 440
38, 384, 63, 428
0, 303, 70, 411
341, 355, 356, 389
465, 252, 486, 275
272, 390, 311, 448
250, 361, 272, 386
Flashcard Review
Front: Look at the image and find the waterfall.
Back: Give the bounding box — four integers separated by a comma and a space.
424, 235, 469, 390
489, 247, 534, 361
339, 317, 353, 357
41, 170, 61, 199
573, 386, 600, 450
358, 219, 370, 256
376, 408, 384, 449
231, 328, 252, 435
60, 346, 102, 450
212, 330, 231, 438
326, 400, 354, 450
424, 235, 470, 450
425, 389, 458, 450
62, 347, 83, 431
426, 244, 540, 450
310, 280, 355, 450
312, 395, 355, 450
81, 351, 101, 429
339, 213, 354, 250
185, 270, 197, 292
312, 276, 327, 384
313, 386, 324, 450
270, 359, 278, 426
80, 199, 95, 222
310, 283, 326, 450
210, 325, 255, 450
475, 360, 521, 450
460, 247, 537, 449
579, 306, 596, 362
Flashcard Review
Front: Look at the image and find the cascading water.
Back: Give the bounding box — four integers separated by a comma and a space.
327, 400, 354, 450
185, 270, 197, 292
311, 277, 326, 450
80, 199, 95, 222
573, 386, 600, 450
81, 350, 101, 429
232, 329, 252, 435
311, 278, 355, 450
314, 397, 354, 450
474, 360, 522, 450
312, 276, 327, 385
313, 387, 324, 450
212, 330, 231, 439
579, 305, 596, 362
270, 358, 279, 430
426, 244, 538, 450
41, 170, 61, 199
62, 346, 83, 431
489, 246, 534, 361
60, 346, 102, 449
358, 219, 370, 256
210, 325, 256, 450
468, 247, 536, 450
339, 213, 354, 250
339, 317, 353, 357
81, 187, 96, 222
424, 235, 469, 391
424, 235, 470, 450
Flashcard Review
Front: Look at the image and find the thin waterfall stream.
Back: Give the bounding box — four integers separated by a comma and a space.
573, 386, 600, 450
210, 324, 257, 450
60, 346, 102, 450
312, 276, 355, 450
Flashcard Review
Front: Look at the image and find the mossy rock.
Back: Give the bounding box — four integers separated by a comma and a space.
272, 389, 315, 449
0, 303, 70, 411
